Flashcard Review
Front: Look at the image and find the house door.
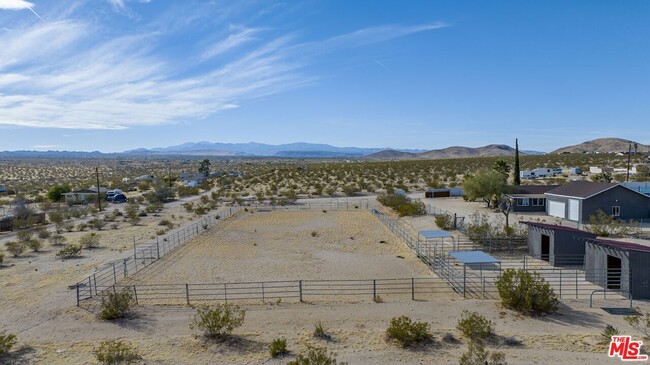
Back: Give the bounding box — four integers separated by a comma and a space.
541, 234, 550, 261
607, 255, 622, 290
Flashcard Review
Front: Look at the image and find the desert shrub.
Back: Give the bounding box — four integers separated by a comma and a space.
287, 346, 347, 365
158, 219, 174, 229
625, 308, 650, 337
64, 223, 75, 232
36, 227, 51, 239
190, 304, 245, 340
56, 244, 82, 259
77, 222, 88, 231
93, 339, 140, 364
16, 229, 34, 242
459, 341, 507, 365
155, 229, 167, 236
376, 193, 425, 217
0, 331, 17, 355
434, 213, 453, 230
88, 217, 106, 231
79, 232, 101, 249
25, 239, 43, 252
586, 209, 639, 237
495, 268, 558, 315
313, 321, 331, 340
5, 241, 25, 257
112, 209, 123, 217
99, 289, 135, 320
269, 338, 288, 358
457, 311, 494, 342
386, 315, 432, 348
601, 324, 620, 344
110, 223, 119, 230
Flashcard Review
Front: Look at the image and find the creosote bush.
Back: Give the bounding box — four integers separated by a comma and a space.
457, 311, 494, 342
56, 244, 82, 259
93, 339, 140, 364
495, 268, 558, 315
5, 241, 25, 257
376, 193, 426, 217
459, 341, 507, 365
625, 308, 650, 337
269, 337, 288, 358
287, 346, 347, 365
99, 289, 135, 320
0, 331, 17, 355
190, 303, 245, 340
80, 232, 101, 249
26, 239, 43, 252
386, 315, 432, 348
434, 213, 453, 230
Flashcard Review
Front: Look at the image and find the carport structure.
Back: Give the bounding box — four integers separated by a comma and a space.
418, 230, 457, 257
449, 251, 502, 298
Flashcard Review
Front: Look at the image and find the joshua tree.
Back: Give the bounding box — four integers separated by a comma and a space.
199, 159, 211, 179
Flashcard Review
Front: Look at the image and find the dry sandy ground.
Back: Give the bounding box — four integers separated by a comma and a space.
1, 197, 650, 364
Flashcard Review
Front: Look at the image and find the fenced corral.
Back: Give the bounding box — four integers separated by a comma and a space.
75, 206, 242, 305
371, 209, 635, 304
248, 199, 371, 212
96, 277, 453, 306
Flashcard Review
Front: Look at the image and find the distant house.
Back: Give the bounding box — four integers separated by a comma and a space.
569, 167, 582, 175
425, 187, 464, 198
520, 168, 562, 179
589, 166, 613, 174
545, 181, 650, 223
505, 185, 559, 212
179, 173, 206, 187
622, 182, 650, 197
63, 187, 108, 204
122, 177, 131, 183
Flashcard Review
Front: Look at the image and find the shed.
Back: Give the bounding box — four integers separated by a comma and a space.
522, 222, 596, 266
584, 238, 650, 299
570, 167, 582, 175
425, 188, 463, 198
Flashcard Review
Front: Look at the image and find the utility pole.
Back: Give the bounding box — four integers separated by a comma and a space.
626, 144, 632, 182
95, 167, 102, 212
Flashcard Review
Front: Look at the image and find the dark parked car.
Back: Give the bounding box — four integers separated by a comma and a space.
112, 194, 127, 203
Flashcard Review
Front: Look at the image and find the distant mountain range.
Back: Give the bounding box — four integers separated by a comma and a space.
550, 138, 650, 154
2, 138, 646, 159
124, 142, 426, 157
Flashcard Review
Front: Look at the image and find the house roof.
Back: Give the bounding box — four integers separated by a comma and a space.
509, 185, 559, 195
520, 221, 596, 235
545, 181, 618, 199
586, 238, 650, 254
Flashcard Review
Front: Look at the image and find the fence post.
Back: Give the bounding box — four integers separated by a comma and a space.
93, 274, 98, 295
411, 278, 415, 300
224, 283, 228, 303
133, 237, 138, 271
113, 263, 117, 285
186, 284, 190, 305
133, 285, 139, 305
373, 280, 377, 301
575, 269, 579, 299
559, 270, 562, 298
261, 282, 265, 302
156, 237, 160, 259
123, 259, 128, 278
482, 277, 486, 299
76, 284, 80, 307
299, 280, 303, 302
88, 276, 93, 298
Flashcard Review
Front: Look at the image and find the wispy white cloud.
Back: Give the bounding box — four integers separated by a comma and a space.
0, 13, 446, 130
0, 0, 34, 10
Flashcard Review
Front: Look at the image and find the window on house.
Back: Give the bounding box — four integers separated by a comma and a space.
612, 206, 621, 217
531, 198, 545, 206
517, 198, 529, 206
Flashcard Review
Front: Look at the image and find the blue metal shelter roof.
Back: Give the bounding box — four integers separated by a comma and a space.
419, 230, 453, 239
449, 251, 501, 264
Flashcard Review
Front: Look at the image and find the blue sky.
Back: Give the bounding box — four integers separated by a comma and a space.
0, 0, 649, 153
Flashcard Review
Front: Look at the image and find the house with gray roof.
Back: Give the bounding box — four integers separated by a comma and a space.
505, 185, 559, 212
544, 181, 650, 223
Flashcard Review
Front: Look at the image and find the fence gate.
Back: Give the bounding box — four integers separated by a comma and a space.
454, 215, 465, 229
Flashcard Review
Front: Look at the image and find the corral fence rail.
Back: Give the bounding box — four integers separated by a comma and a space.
75, 199, 371, 305
95, 277, 450, 305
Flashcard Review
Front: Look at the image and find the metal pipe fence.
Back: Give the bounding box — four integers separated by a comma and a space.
94, 277, 452, 306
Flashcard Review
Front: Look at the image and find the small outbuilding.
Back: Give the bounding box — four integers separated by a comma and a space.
584, 238, 650, 299
522, 222, 596, 266
425, 187, 463, 198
